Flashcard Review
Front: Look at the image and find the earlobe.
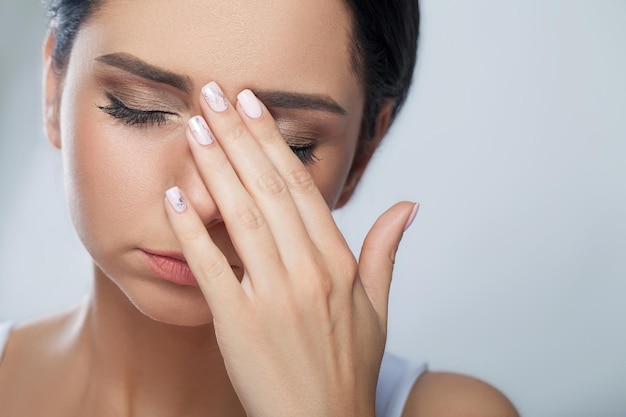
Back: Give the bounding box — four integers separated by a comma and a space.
335, 100, 394, 209
43, 29, 62, 149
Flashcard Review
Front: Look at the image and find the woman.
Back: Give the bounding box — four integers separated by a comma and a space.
0, 0, 517, 416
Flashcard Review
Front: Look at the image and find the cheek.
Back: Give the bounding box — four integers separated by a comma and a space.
59, 86, 184, 256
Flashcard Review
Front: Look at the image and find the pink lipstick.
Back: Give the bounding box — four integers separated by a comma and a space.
140, 249, 199, 286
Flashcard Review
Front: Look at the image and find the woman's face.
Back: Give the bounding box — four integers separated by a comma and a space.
46, 0, 370, 325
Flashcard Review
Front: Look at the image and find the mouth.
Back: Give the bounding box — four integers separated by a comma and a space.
140, 249, 198, 286
140, 249, 242, 285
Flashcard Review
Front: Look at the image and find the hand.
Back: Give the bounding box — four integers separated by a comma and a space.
164, 82, 418, 417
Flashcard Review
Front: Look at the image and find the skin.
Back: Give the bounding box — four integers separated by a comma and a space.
0, 0, 518, 416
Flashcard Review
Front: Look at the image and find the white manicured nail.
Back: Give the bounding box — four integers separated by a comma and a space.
166, 186, 187, 213
189, 116, 213, 145
202, 81, 229, 113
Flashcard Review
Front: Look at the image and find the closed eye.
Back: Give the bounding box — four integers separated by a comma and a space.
97, 93, 177, 127
288, 144, 319, 164
97, 94, 319, 163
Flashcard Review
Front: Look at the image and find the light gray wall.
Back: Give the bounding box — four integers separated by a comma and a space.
1, 1, 625, 416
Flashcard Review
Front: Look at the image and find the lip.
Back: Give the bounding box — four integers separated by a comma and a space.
140, 249, 198, 286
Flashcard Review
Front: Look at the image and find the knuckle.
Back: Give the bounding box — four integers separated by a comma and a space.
205, 153, 230, 174
329, 249, 358, 289
300, 260, 334, 300
258, 129, 283, 146
233, 203, 265, 230
284, 167, 316, 195
341, 256, 359, 281
300, 278, 333, 309
225, 123, 248, 143
316, 274, 334, 299
179, 225, 206, 244
196, 253, 227, 278
269, 130, 285, 145
257, 170, 287, 196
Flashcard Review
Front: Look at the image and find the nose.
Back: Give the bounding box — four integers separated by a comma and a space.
173, 140, 223, 229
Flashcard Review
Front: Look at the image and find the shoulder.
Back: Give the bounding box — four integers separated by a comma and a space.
0, 321, 13, 363
401, 371, 519, 417
0, 309, 78, 374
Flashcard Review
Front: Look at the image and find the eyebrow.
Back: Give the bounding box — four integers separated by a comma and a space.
95, 53, 194, 93
255, 91, 347, 116
95, 53, 347, 115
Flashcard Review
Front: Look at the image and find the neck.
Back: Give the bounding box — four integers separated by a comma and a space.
66, 265, 245, 417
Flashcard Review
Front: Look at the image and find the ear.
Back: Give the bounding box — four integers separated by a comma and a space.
335, 99, 394, 209
43, 29, 63, 149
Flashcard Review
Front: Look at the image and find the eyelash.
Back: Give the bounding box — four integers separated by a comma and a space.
98, 93, 175, 127
98, 93, 318, 164
289, 144, 319, 165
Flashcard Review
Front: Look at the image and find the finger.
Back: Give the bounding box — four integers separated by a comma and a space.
163, 186, 245, 315
235, 89, 346, 254
196, 82, 315, 265
183, 118, 286, 285
358, 202, 419, 326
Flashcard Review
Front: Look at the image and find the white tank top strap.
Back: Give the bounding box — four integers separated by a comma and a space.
0, 321, 13, 366
376, 351, 428, 417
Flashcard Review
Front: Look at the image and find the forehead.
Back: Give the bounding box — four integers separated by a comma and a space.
74, 0, 362, 105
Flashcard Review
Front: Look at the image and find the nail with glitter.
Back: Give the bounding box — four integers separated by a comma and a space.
202, 82, 229, 113
166, 186, 187, 213
189, 116, 214, 145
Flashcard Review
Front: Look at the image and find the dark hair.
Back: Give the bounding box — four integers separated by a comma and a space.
47, 0, 103, 73
47, 0, 420, 141
344, 0, 420, 141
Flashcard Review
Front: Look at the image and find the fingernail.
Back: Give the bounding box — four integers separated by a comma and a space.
237, 89, 262, 119
166, 186, 187, 213
403, 203, 420, 232
188, 116, 213, 145
202, 81, 229, 113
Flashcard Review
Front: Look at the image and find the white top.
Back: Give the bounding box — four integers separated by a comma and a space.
0, 321, 426, 417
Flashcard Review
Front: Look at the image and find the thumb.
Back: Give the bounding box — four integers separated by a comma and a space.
358, 201, 419, 325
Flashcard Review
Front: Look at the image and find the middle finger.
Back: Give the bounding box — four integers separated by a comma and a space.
190, 82, 316, 267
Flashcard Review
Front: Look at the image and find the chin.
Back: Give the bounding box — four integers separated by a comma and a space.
142, 310, 214, 327
133, 285, 214, 327
137, 302, 214, 327
108, 275, 216, 327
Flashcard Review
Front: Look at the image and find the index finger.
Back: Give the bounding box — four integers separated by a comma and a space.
163, 186, 246, 317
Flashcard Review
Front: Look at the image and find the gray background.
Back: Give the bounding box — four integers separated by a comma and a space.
1, 1, 625, 416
